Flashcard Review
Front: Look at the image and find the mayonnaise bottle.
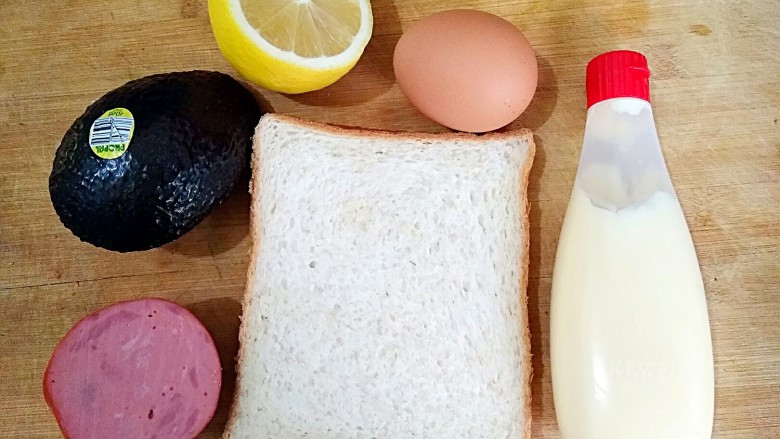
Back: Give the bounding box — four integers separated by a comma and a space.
550, 50, 714, 439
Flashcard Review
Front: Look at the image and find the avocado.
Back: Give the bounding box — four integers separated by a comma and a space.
49, 71, 262, 252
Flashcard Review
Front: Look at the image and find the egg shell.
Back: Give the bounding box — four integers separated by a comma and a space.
393, 9, 538, 133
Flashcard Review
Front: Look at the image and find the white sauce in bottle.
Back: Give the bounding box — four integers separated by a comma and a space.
551, 185, 714, 438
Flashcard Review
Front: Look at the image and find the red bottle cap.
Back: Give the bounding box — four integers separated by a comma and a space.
586, 50, 650, 108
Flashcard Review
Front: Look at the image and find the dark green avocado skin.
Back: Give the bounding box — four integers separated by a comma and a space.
49, 71, 262, 252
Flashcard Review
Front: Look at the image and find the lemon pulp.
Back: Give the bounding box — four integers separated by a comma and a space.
241, 0, 362, 58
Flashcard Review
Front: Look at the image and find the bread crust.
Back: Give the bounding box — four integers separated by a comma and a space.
518, 132, 535, 439
258, 113, 534, 145
222, 114, 535, 438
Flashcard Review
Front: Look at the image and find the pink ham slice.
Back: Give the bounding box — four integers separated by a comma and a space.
44, 298, 221, 439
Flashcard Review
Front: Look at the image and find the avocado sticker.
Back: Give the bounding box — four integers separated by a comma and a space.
89, 108, 134, 159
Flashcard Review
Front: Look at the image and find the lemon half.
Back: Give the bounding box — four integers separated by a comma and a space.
209, 0, 373, 94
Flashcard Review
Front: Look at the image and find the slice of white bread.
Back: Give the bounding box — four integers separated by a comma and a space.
224, 114, 535, 439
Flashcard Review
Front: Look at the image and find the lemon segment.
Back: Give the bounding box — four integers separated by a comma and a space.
209, 0, 373, 94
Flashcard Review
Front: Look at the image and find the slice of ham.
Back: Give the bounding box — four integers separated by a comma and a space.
44, 298, 221, 439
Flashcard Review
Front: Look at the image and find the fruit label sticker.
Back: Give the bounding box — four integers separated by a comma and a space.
89, 108, 134, 159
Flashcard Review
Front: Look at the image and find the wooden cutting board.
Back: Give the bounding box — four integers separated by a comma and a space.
1, 0, 778, 437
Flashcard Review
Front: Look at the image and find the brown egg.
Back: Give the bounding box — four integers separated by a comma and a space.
393, 9, 538, 133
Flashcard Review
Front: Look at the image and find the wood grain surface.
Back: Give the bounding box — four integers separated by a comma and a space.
1, 0, 778, 437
